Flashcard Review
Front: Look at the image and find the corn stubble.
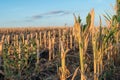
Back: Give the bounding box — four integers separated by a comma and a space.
0, 2, 120, 80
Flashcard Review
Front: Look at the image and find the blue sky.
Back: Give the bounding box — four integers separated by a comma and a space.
0, 0, 115, 27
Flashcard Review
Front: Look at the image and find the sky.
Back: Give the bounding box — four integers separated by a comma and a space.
0, 0, 116, 27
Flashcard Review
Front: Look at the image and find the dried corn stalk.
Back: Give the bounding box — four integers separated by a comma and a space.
59, 40, 70, 80
74, 14, 85, 80
44, 31, 47, 48
52, 37, 55, 59
89, 9, 99, 80
59, 29, 61, 52
48, 31, 52, 61
22, 34, 25, 44
16, 35, 18, 46
7, 35, 10, 44
36, 39, 40, 70
0, 42, 3, 67
25, 40, 28, 66
39, 32, 42, 48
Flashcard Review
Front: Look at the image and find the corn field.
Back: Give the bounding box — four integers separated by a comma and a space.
0, 1, 120, 80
